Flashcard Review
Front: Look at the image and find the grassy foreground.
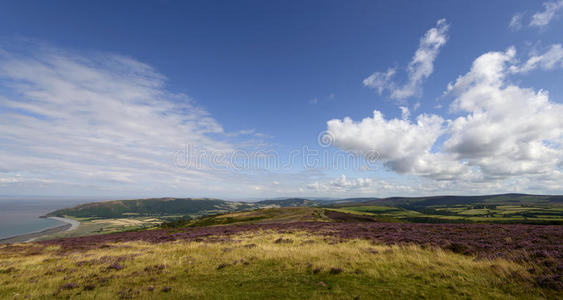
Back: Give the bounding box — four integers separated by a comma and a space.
0, 231, 554, 299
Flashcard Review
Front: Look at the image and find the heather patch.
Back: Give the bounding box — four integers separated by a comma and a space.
0, 226, 560, 298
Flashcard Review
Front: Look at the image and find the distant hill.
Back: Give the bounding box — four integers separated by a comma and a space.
47, 197, 334, 219
46, 198, 257, 219
338, 193, 563, 208
164, 207, 379, 228
46, 193, 563, 221
330, 193, 563, 225
255, 198, 320, 207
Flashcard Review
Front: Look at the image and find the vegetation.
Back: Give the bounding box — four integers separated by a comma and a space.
255, 198, 322, 207
46, 198, 257, 219
46, 194, 563, 225
338, 193, 563, 207
3, 198, 562, 298
331, 202, 563, 224
38, 217, 164, 241
185, 207, 330, 227
1, 231, 558, 299
45, 197, 320, 221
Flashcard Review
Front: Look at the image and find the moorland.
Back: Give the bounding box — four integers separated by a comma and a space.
0, 194, 561, 299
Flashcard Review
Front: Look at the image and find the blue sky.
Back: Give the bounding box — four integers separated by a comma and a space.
0, 1, 562, 199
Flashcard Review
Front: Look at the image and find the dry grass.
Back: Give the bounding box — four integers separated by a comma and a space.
0, 231, 553, 299
90, 218, 154, 226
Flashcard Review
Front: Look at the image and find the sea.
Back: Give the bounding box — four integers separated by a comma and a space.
0, 198, 91, 239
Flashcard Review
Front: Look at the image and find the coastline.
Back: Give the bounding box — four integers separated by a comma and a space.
0, 217, 80, 244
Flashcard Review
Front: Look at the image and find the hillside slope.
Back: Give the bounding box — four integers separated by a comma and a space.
339, 193, 563, 207
179, 207, 378, 227
332, 194, 563, 224
1, 221, 560, 299
46, 194, 563, 224
47, 198, 256, 218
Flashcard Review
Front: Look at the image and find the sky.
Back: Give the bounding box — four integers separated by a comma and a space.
0, 0, 562, 199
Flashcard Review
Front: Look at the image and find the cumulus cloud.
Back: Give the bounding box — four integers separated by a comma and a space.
363, 19, 449, 101
0, 45, 244, 196
306, 174, 415, 195
303, 174, 505, 196
308, 175, 373, 191
530, 0, 563, 27
446, 47, 563, 179
329, 45, 563, 193
325, 108, 474, 181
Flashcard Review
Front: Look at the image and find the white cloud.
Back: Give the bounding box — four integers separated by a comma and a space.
322, 175, 373, 190
303, 174, 506, 196
329, 45, 563, 193
0, 45, 246, 196
362, 68, 396, 94
509, 14, 524, 30
530, 0, 563, 27
306, 174, 415, 195
309, 93, 336, 105
399, 106, 410, 120
509, 44, 563, 73
0, 177, 22, 183
325, 108, 473, 181
364, 19, 449, 101
445, 47, 563, 179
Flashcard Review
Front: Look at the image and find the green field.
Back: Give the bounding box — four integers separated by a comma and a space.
329, 203, 563, 224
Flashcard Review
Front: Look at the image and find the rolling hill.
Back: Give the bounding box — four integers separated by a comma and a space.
46, 193, 563, 225
3, 194, 562, 298
46, 198, 257, 219
255, 198, 321, 207
339, 193, 563, 207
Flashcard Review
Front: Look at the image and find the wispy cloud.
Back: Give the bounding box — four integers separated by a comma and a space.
508, 13, 523, 30
530, 0, 563, 27
363, 19, 449, 102
308, 93, 335, 105
509, 44, 563, 73
0, 44, 243, 196
510, 0, 563, 30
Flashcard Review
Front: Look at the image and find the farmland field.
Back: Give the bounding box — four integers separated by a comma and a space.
330, 202, 563, 224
